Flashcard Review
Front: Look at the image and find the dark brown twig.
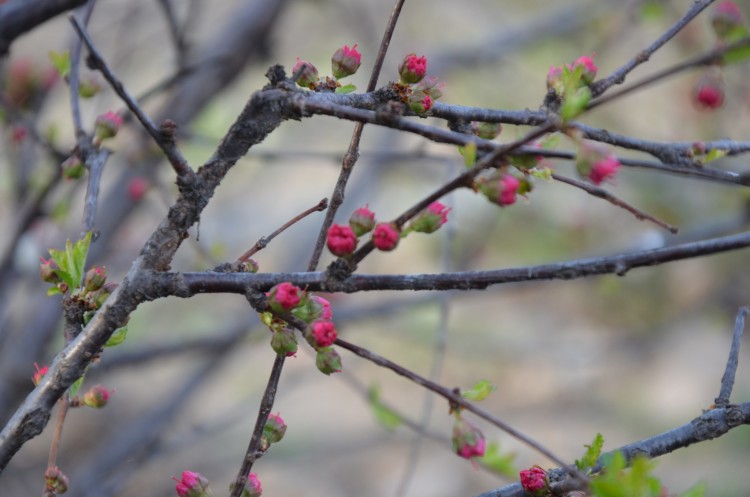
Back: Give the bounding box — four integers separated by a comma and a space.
715, 306, 748, 407
552, 173, 679, 233
68, 15, 197, 182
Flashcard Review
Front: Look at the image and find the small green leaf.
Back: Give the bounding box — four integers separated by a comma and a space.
48, 50, 71, 79
509, 154, 539, 169
561, 87, 591, 122
335, 84, 357, 94
368, 384, 402, 431
461, 380, 496, 401
69, 375, 85, 399
476, 441, 516, 477
704, 148, 728, 163
47, 286, 63, 296
459, 141, 478, 168
576, 433, 604, 470
530, 167, 553, 180
722, 28, 750, 64
105, 326, 128, 347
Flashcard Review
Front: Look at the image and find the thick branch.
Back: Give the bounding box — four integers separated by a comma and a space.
0, 0, 87, 54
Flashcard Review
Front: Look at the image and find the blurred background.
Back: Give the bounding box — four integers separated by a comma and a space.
2, 0, 750, 496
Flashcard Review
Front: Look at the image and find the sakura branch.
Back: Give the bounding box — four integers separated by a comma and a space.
715, 306, 748, 407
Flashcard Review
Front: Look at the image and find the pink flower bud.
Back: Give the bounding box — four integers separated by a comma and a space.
78, 77, 101, 98
576, 142, 620, 185
372, 223, 400, 251
82, 384, 111, 408
693, 76, 725, 110
331, 44, 362, 79
311, 295, 333, 320
349, 205, 376, 236
240, 259, 259, 273
519, 466, 548, 495
241, 473, 263, 497
327, 224, 358, 256
92, 282, 117, 308
412, 75, 444, 100
409, 201, 450, 234
452, 417, 486, 460
94, 111, 123, 141
398, 53, 427, 84
45, 466, 69, 494
478, 174, 521, 207
267, 282, 303, 312
127, 176, 148, 201
310, 320, 337, 348
84, 265, 107, 292
39, 257, 60, 283
315, 346, 343, 375
471, 121, 502, 140
173, 471, 213, 497
61, 154, 86, 180
270, 327, 298, 357
292, 57, 319, 88
32, 363, 48, 385
571, 54, 597, 85
712, 1, 744, 40
408, 92, 433, 113
546, 65, 564, 94
263, 413, 287, 444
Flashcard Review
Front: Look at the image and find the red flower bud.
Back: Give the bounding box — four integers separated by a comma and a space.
94, 111, 123, 141
570, 54, 597, 85
32, 363, 48, 385
45, 466, 69, 494
327, 224, 358, 256
173, 471, 213, 497
315, 346, 343, 375
127, 176, 148, 201
349, 205, 376, 236
576, 142, 620, 185
712, 1, 744, 40
84, 265, 107, 292
241, 473, 263, 497
263, 413, 287, 444
408, 92, 433, 113
452, 417, 486, 460
292, 57, 319, 88
39, 257, 60, 283
310, 295, 333, 320
331, 44, 362, 79
478, 174, 521, 207
372, 223, 400, 251
693, 76, 725, 110
588, 154, 621, 185
267, 282, 303, 312
519, 466, 548, 495
398, 53, 427, 84
81, 384, 111, 408
310, 320, 337, 348
409, 201, 450, 234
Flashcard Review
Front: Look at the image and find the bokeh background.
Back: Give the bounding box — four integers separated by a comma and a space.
2, 0, 750, 496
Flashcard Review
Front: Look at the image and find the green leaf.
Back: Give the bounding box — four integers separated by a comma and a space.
69, 375, 85, 399
335, 84, 357, 94
722, 28, 750, 64
539, 133, 560, 150
640, 1, 665, 21
703, 148, 728, 163
530, 167, 553, 180
368, 384, 402, 431
48, 50, 71, 79
47, 232, 92, 291
561, 87, 591, 122
47, 286, 63, 296
576, 433, 605, 470
459, 141, 477, 168
105, 326, 128, 347
476, 441, 516, 477
679, 483, 706, 497
461, 380, 496, 401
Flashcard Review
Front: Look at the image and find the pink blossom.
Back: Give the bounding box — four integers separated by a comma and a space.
589, 154, 621, 185
571, 54, 597, 84
519, 466, 548, 494
292, 57, 319, 88
332, 44, 362, 79
349, 205, 376, 236
128, 176, 148, 201
694, 78, 724, 110
327, 224, 358, 256
263, 413, 287, 444
267, 282, 303, 311
372, 223, 400, 251
452, 417, 486, 460
173, 471, 211, 497
409, 201, 450, 233
498, 175, 520, 206
311, 320, 337, 348
94, 111, 123, 140
244, 473, 263, 497
82, 384, 111, 408
311, 295, 333, 320
398, 53, 427, 84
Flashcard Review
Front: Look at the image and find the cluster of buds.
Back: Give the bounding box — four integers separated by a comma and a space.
547, 54, 598, 96
575, 141, 621, 185
327, 202, 450, 257
519, 466, 549, 496
264, 283, 343, 375
397, 53, 445, 113
451, 416, 486, 462
476, 171, 526, 207
79, 384, 112, 409
293, 44, 362, 92
45, 466, 69, 495
174, 471, 213, 497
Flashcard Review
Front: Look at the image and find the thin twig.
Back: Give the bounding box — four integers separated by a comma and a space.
68, 15, 197, 182
156, 0, 189, 69
81, 148, 110, 236
234, 198, 328, 268
715, 306, 749, 407
552, 173, 678, 233
335, 337, 586, 482
306, 0, 408, 272
229, 354, 286, 497
591, 0, 716, 96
